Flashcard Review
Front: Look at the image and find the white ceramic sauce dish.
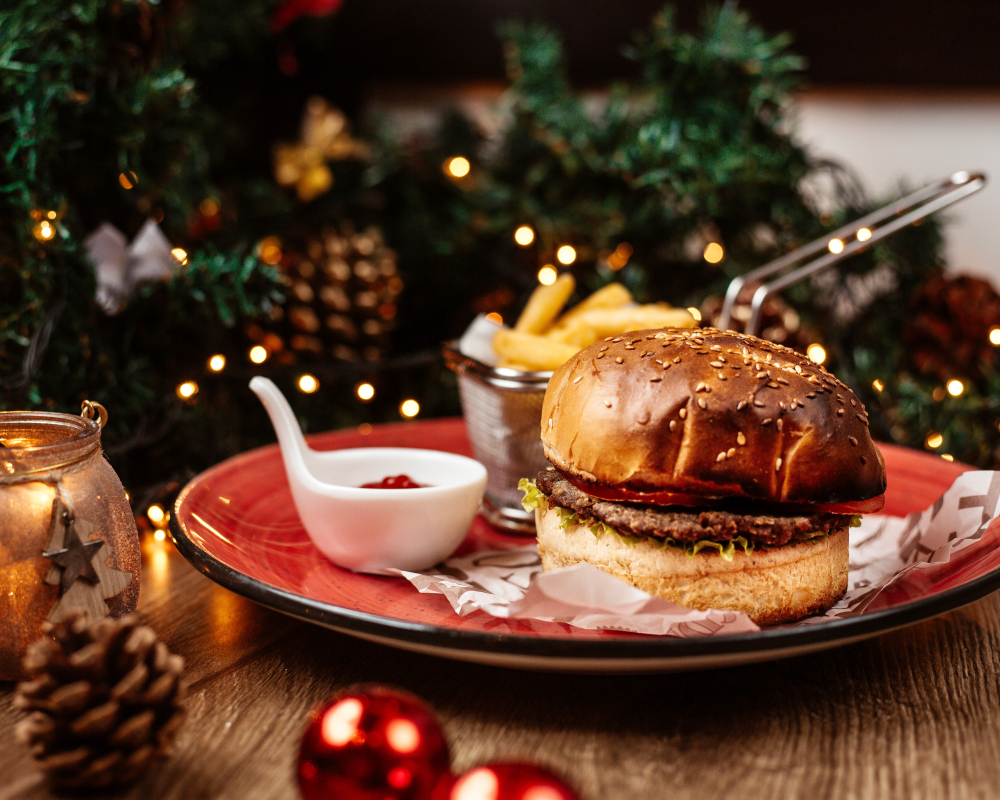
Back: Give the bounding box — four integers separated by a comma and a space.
250, 377, 488, 573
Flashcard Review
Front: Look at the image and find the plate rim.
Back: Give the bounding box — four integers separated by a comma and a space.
169, 436, 1000, 667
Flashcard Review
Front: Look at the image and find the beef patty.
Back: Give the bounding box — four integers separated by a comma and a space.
534, 469, 850, 547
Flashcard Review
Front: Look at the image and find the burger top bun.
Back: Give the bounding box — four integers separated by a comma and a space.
541, 327, 886, 505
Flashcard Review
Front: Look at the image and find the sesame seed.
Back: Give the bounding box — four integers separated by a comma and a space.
737, 400, 747, 411
697, 398, 707, 409
597, 353, 605, 359
718, 373, 727, 381
669, 420, 677, 432
605, 337, 615, 342
849, 436, 858, 446
776, 419, 783, 431
641, 351, 652, 357
737, 432, 746, 445
753, 400, 765, 408
638, 415, 650, 425
604, 399, 613, 408
679, 408, 687, 419
573, 375, 582, 383
716, 452, 727, 463
837, 408, 844, 416
762, 418, 772, 426
836, 396, 845, 404
600, 346, 609, 351
710, 361, 724, 368
615, 357, 624, 364
861, 455, 867, 464
650, 376, 662, 383
767, 382, 780, 389
612, 337, 623, 343
775, 457, 782, 472
857, 414, 869, 426
731, 364, 742, 370
662, 363, 671, 370
806, 393, 816, 398
754, 364, 763, 371
673, 357, 682, 363
850, 398, 857, 407
710, 345, 722, 351
696, 382, 709, 392
624, 345, 635, 351
655, 359, 663, 365
779, 401, 786, 411
794, 365, 802, 374
727, 447, 736, 458
777, 378, 789, 385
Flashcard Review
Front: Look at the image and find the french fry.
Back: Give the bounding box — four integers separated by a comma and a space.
493, 328, 581, 371
549, 282, 632, 332
513, 272, 576, 334
567, 304, 696, 339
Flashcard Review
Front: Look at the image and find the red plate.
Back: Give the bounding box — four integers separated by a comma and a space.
171, 418, 1000, 672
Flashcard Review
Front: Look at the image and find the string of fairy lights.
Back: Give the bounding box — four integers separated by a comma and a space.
21, 156, 993, 538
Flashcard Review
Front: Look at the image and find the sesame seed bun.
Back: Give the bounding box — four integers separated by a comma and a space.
536, 505, 850, 626
540, 327, 885, 505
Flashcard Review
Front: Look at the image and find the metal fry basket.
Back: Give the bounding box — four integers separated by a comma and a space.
443, 342, 551, 533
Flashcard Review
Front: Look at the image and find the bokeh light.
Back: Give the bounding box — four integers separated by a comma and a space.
806, 344, 827, 365
514, 226, 535, 246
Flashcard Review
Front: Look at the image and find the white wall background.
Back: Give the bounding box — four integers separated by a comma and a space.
794, 88, 999, 284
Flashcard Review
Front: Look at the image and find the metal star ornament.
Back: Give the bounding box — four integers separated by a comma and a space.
43, 513, 103, 593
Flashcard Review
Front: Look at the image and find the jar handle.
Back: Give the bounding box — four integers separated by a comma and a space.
80, 400, 108, 428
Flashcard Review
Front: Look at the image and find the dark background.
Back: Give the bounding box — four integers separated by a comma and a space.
303, 0, 1000, 92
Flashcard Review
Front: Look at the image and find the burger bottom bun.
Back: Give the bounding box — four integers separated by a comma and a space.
535, 507, 849, 625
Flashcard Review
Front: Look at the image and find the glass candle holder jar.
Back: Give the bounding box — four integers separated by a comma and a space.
0, 405, 139, 680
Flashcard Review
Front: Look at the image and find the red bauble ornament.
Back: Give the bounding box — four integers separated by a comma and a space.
298, 685, 452, 800
439, 763, 580, 800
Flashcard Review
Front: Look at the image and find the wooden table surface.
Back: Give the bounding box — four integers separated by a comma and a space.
3, 526, 1000, 800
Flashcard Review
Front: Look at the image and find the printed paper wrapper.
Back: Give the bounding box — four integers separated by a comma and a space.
397, 471, 1000, 637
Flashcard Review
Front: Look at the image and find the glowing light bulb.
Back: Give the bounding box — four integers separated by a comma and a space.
446, 156, 470, 178
46, 210, 57, 220
925, 431, 943, 450
537, 266, 558, 285
485, 312, 503, 324
208, 354, 226, 372
356, 382, 375, 401
872, 379, 884, 392
947, 379, 964, 397
703, 242, 724, 264
857, 228, 872, 242
147, 504, 166, 526
257, 236, 283, 265
514, 226, 535, 246
298, 374, 319, 393
556, 245, 576, 265
989, 327, 1000, 346
35, 221, 55, 240
249, 346, 268, 364
828, 239, 844, 254
154, 528, 167, 542
686, 307, 702, 322
199, 197, 220, 217
171, 247, 188, 265
806, 344, 827, 365
400, 399, 420, 418
177, 381, 198, 399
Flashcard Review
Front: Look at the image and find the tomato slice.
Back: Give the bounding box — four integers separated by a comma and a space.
564, 474, 885, 515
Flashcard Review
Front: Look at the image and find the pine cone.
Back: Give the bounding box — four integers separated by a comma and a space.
14, 612, 186, 790
247, 222, 403, 365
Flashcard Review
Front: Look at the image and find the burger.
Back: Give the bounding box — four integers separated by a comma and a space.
520, 327, 886, 625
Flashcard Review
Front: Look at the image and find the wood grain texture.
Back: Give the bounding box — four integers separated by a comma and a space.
2, 539, 1000, 800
